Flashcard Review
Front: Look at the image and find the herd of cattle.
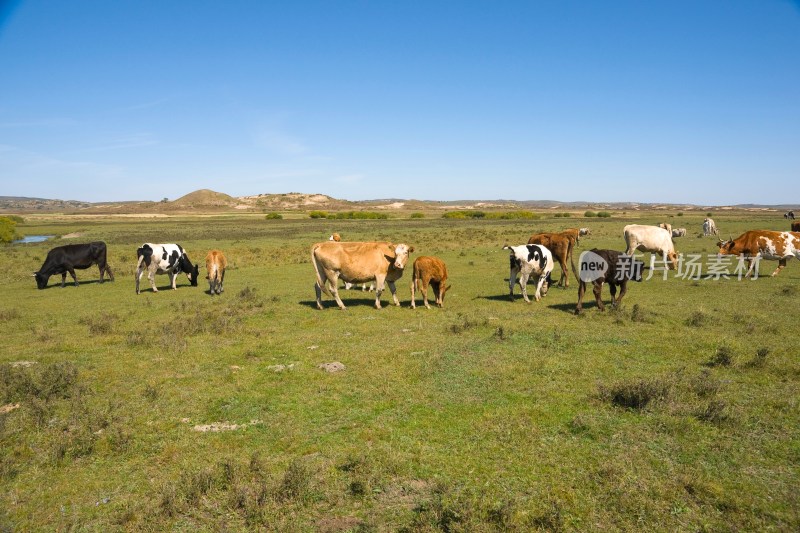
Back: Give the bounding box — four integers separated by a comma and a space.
29, 217, 800, 314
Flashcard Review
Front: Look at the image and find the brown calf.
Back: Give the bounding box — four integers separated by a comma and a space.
792, 222, 800, 232
205, 250, 228, 295
410, 256, 450, 309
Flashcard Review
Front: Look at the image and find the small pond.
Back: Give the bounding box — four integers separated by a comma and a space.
13, 235, 54, 244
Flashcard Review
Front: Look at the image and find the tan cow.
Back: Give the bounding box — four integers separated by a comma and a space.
312, 241, 414, 310
329, 233, 374, 291
527, 232, 578, 287
205, 250, 227, 295
410, 256, 450, 309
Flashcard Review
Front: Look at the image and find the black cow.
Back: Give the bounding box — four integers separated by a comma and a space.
785, 211, 796, 220
575, 249, 643, 315
33, 242, 114, 289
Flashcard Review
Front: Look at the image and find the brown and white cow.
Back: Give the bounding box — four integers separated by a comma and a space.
205, 250, 227, 295
717, 230, 800, 277
410, 256, 450, 309
623, 225, 679, 270
527, 231, 577, 287
312, 241, 414, 310
579, 227, 591, 238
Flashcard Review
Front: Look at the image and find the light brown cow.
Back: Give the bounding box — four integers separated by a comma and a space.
527, 232, 577, 287
329, 233, 374, 292
205, 250, 227, 295
410, 256, 450, 309
312, 241, 414, 310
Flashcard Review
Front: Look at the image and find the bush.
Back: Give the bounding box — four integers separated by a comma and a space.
0, 217, 21, 243
599, 376, 672, 410
442, 210, 485, 219
264, 213, 283, 220
677, 212, 684, 217
485, 211, 540, 220
329, 211, 388, 220
410, 212, 425, 219
597, 211, 612, 218
553, 212, 572, 218
308, 211, 328, 219
584, 211, 597, 218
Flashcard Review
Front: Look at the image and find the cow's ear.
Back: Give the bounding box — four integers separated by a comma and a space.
408, 246, 415, 253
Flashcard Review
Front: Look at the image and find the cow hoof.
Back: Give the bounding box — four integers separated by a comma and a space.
574, 308, 582, 315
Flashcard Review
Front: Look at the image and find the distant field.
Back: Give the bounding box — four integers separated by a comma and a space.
1, 212, 798, 531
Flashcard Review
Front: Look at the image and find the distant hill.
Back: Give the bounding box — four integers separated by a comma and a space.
171, 189, 237, 207
0, 190, 796, 214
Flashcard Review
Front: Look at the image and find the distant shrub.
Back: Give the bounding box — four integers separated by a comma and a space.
706, 212, 713, 217
597, 211, 612, 218
485, 211, 540, 220
308, 211, 327, 219
584, 211, 597, 218
442, 210, 486, 219
410, 212, 425, 219
264, 213, 283, 220
705, 346, 733, 367
0, 216, 21, 243
330, 211, 388, 220
677, 212, 684, 217
553, 212, 572, 218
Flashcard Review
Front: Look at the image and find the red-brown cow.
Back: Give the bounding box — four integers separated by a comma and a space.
717, 230, 800, 277
410, 256, 450, 309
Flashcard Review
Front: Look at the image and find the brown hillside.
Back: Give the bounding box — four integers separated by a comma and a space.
171, 189, 237, 207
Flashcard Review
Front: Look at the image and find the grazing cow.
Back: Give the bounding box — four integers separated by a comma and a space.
33, 241, 114, 289
503, 244, 554, 303
658, 222, 673, 235
717, 230, 800, 277
579, 227, 591, 238
623, 225, 679, 269
527, 232, 577, 287
672, 228, 687, 238
575, 249, 644, 315
312, 241, 414, 310
410, 256, 450, 309
135, 243, 199, 294
329, 233, 374, 291
205, 250, 227, 295
703, 218, 719, 237
792, 222, 800, 232
784, 211, 795, 220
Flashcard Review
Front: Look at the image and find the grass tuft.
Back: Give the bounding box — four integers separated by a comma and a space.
599, 376, 672, 410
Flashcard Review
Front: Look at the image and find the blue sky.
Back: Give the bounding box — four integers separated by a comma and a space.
1, 1, 798, 204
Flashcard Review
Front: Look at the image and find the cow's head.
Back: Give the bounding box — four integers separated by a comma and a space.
33, 271, 49, 289
189, 263, 200, 286
540, 271, 553, 296
667, 251, 679, 270
389, 244, 414, 269
716, 236, 736, 256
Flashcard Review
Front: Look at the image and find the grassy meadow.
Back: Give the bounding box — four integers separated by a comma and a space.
1, 211, 798, 531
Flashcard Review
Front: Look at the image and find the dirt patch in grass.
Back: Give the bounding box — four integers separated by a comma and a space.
191, 420, 262, 432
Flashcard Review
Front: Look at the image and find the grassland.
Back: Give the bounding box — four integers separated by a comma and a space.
1, 211, 798, 531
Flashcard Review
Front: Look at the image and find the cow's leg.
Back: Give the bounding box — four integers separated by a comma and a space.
534, 275, 546, 301
772, 258, 787, 277
615, 281, 628, 307
422, 278, 431, 309
593, 282, 605, 311
68, 268, 78, 287
559, 256, 569, 288
575, 280, 586, 314
61, 272, 67, 288
136, 266, 144, 294
219, 269, 225, 293
106, 263, 114, 282
148, 267, 158, 292
410, 278, 417, 309
169, 271, 177, 290
519, 270, 531, 303
609, 282, 618, 305
508, 265, 519, 301
388, 280, 400, 306
373, 274, 387, 309
744, 255, 759, 278
315, 282, 325, 309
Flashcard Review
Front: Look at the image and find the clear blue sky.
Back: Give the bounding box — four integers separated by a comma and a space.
1, 1, 798, 204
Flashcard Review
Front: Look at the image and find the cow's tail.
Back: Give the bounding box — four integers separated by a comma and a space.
568, 236, 579, 281
136, 245, 153, 269
311, 244, 332, 296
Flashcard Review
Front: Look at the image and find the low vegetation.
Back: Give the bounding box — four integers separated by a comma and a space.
0, 211, 797, 530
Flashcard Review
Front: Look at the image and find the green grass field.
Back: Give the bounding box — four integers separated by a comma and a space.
1, 212, 798, 531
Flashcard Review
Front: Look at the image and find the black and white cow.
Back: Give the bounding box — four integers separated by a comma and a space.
33, 241, 114, 289
785, 211, 796, 220
502, 244, 554, 303
135, 243, 199, 294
